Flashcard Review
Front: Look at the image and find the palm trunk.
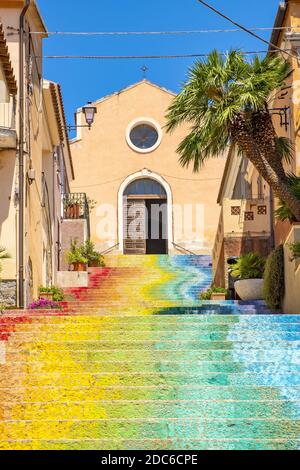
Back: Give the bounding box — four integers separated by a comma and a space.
230, 115, 300, 221
250, 111, 287, 182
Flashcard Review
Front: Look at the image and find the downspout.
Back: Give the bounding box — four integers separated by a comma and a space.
18, 0, 30, 308
269, 188, 275, 250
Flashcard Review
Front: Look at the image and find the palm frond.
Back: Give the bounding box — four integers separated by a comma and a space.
275, 173, 300, 222
165, 50, 292, 174
275, 136, 294, 165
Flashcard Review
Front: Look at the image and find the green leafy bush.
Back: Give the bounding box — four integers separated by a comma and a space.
66, 241, 88, 265
200, 286, 228, 301
289, 241, 300, 261
39, 286, 64, 302
80, 240, 105, 267
231, 252, 266, 280
275, 174, 300, 222
263, 245, 285, 310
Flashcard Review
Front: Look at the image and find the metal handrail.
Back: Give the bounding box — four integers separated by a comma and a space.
172, 242, 197, 255
100, 243, 120, 255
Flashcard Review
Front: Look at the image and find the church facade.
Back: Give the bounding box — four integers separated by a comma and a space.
70, 80, 226, 255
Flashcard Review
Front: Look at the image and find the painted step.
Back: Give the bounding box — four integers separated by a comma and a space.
2, 315, 299, 328
0, 418, 299, 440
2, 323, 300, 333
4, 361, 300, 375
7, 349, 300, 364
7, 339, 300, 352
2, 385, 300, 403
2, 400, 300, 421
0, 437, 299, 451
2, 371, 300, 387
0, 438, 298, 451
4, 330, 300, 342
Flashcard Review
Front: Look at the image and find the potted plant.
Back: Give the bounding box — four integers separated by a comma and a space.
39, 286, 54, 301
39, 286, 64, 302
64, 195, 81, 219
200, 286, 228, 301
66, 241, 88, 271
80, 240, 105, 267
231, 252, 266, 301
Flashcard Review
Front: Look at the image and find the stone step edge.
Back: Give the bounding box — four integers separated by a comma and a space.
2, 384, 300, 391
4, 329, 300, 336
0, 438, 297, 442
1, 316, 287, 322
5, 359, 300, 365
7, 347, 300, 353
6, 339, 300, 344
0, 417, 299, 423
1, 399, 300, 406
2, 371, 300, 379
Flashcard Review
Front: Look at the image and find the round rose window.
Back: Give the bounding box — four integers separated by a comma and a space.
129, 124, 159, 150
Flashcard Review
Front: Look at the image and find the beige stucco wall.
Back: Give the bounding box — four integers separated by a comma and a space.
70, 81, 226, 254
0, 150, 17, 279
0, 3, 72, 305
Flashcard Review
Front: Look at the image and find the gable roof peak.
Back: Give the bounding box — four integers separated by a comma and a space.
76, 79, 176, 112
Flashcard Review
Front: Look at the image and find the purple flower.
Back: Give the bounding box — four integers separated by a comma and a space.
28, 299, 62, 310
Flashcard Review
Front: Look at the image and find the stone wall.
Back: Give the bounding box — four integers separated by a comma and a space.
0, 279, 17, 306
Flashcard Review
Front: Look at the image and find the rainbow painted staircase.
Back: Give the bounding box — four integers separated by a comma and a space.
1, 255, 300, 450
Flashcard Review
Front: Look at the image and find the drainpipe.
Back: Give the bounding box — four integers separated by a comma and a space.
269, 188, 275, 250
18, 0, 30, 308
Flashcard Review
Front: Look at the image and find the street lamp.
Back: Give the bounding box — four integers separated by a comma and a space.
67, 101, 97, 132
82, 102, 97, 129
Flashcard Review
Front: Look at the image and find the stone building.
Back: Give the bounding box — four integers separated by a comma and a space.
0, 1, 73, 306
70, 80, 226, 256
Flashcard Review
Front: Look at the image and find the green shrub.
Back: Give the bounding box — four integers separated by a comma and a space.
80, 240, 105, 267
39, 286, 64, 302
66, 240, 88, 265
289, 241, 300, 261
231, 252, 266, 280
200, 286, 228, 301
263, 245, 285, 311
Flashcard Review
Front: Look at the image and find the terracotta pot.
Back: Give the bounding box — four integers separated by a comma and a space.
72, 262, 87, 272
65, 203, 80, 219
39, 292, 54, 301
89, 260, 101, 268
211, 293, 227, 301
234, 279, 264, 301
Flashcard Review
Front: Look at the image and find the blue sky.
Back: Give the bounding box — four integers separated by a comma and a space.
38, 0, 280, 129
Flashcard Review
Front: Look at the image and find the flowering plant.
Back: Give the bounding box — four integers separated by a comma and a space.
28, 299, 62, 310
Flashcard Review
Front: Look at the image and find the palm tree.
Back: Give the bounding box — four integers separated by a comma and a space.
0, 247, 11, 275
166, 50, 300, 221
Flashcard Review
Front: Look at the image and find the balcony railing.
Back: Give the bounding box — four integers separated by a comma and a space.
62, 193, 90, 238
0, 98, 17, 149
0, 98, 16, 129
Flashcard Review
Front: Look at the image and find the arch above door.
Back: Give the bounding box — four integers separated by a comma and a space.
118, 169, 173, 254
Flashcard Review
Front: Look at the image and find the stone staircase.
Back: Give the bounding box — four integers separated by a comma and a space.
1, 254, 300, 450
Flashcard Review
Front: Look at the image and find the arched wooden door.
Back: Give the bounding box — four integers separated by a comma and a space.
123, 178, 168, 255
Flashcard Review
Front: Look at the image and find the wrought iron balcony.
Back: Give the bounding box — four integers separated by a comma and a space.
62, 193, 90, 238
0, 98, 17, 149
